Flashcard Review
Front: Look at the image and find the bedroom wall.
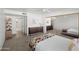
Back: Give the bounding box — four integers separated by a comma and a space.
0, 9, 5, 50
52, 14, 78, 30
16, 18, 22, 32
11, 16, 17, 34
27, 12, 44, 27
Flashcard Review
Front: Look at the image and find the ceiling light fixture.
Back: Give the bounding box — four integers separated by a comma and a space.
42, 9, 46, 12
22, 12, 26, 15
42, 9, 49, 12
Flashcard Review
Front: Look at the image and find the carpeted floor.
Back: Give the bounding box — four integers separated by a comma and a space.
2, 30, 74, 51
2, 32, 32, 51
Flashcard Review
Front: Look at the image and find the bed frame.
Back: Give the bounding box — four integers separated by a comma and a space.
29, 26, 53, 34
62, 29, 79, 38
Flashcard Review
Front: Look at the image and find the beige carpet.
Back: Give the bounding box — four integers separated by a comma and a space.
2, 32, 32, 51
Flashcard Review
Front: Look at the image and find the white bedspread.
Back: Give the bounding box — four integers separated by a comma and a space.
35, 35, 72, 51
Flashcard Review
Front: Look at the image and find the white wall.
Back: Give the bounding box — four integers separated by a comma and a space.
11, 16, 17, 34
16, 18, 23, 32
52, 14, 78, 30
27, 12, 44, 27
0, 9, 5, 50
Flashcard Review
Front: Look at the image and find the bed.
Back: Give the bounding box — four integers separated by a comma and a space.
35, 35, 74, 51
67, 28, 78, 35
62, 28, 79, 38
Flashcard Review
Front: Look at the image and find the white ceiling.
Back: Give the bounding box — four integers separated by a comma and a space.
4, 8, 79, 16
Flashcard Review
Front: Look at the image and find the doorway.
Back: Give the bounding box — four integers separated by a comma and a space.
5, 15, 24, 40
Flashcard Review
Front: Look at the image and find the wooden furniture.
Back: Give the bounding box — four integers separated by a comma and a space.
47, 26, 53, 31
29, 25, 53, 34
5, 31, 12, 39
5, 17, 12, 40
29, 27, 43, 34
